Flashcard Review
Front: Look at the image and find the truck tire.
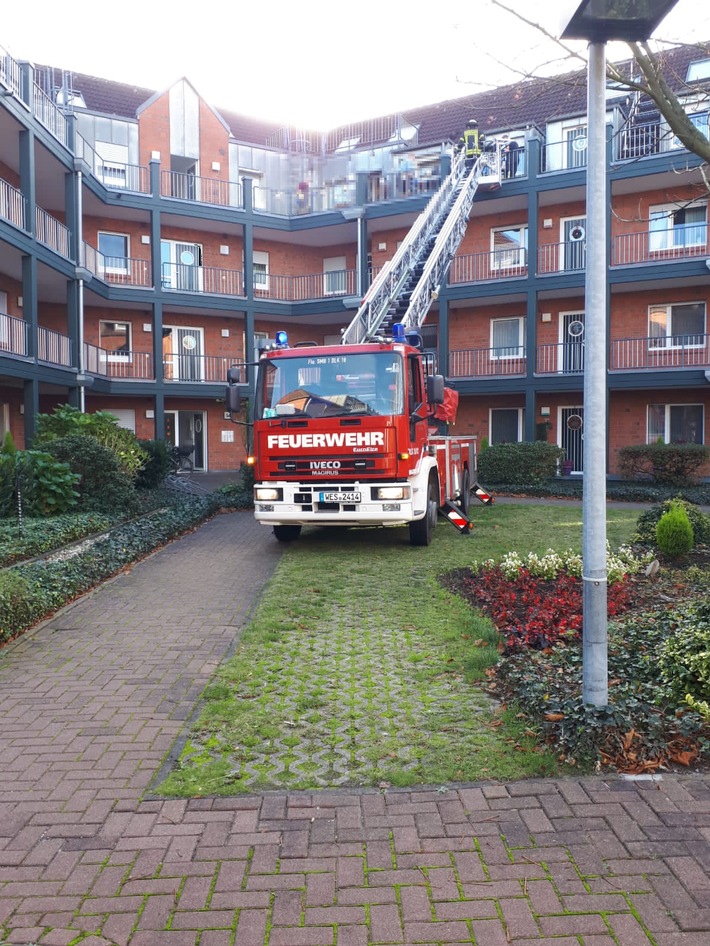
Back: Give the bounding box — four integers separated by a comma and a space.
459, 469, 471, 516
409, 476, 438, 546
273, 525, 302, 542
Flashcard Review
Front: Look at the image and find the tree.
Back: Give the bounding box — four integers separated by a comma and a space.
485, 1, 710, 167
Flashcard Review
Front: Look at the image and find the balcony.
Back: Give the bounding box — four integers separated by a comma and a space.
538, 241, 587, 275
76, 135, 150, 194
610, 334, 710, 371
536, 342, 585, 375
84, 344, 154, 380
0, 312, 29, 357
36, 207, 71, 258
161, 263, 244, 296
161, 171, 242, 208
83, 243, 152, 288
612, 229, 709, 266
254, 269, 356, 301
0, 177, 26, 230
254, 182, 357, 216
613, 120, 677, 162
37, 327, 72, 367
449, 347, 526, 379
163, 354, 236, 384
449, 250, 528, 285
32, 80, 68, 147
0, 44, 22, 98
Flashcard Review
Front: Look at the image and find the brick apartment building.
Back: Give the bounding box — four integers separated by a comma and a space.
0, 42, 708, 475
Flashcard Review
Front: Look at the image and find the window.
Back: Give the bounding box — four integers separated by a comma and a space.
648, 302, 705, 349
687, 59, 710, 82
490, 408, 523, 444
491, 317, 525, 359
95, 141, 129, 188
648, 404, 704, 444
323, 256, 347, 295
253, 251, 269, 292
649, 203, 707, 251
99, 320, 131, 360
565, 125, 587, 168
98, 232, 129, 275
161, 240, 203, 291
490, 226, 527, 269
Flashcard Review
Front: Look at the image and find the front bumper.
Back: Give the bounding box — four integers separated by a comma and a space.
253, 480, 425, 527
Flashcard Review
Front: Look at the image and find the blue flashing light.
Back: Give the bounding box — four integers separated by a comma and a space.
391, 323, 406, 342
275, 330, 289, 348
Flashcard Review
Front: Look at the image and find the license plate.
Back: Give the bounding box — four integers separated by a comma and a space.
319, 491, 361, 503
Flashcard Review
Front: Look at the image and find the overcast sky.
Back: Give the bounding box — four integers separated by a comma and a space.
1, 0, 707, 128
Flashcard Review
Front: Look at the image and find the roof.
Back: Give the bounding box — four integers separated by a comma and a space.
35, 41, 710, 151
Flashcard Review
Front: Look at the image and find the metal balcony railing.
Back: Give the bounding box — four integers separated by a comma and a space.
75, 135, 150, 193
253, 270, 356, 301
0, 45, 22, 97
0, 177, 26, 230
536, 342, 585, 375
163, 354, 236, 383
612, 228, 709, 266
365, 174, 442, 203
613, 120, 677, 161
610, 334, 710, 371
32, 81, 68, 147
0, 312, 29, 357
538, 241, 587, 275
82, 242, 152, 287
84, 343, 154, 379
37, 327, 72, 367
254, 182, 357, 216
449, 250, 528, 284
540, 137, 588, 173
161, 264, 244, 296
448, 346, 526, 378
161, 171, 242, 207
36, 207, 71, 258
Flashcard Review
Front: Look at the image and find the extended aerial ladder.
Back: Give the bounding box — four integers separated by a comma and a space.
341, 145, 501, 346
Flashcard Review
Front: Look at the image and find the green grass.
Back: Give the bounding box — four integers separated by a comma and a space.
156, 503, 640, 796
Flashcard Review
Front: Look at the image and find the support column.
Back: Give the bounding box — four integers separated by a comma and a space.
356, 214, 368, 297
19, 129, 36, 238
437, 296, 450, 378
23, 380, 39, 445
22, 255, 37, 360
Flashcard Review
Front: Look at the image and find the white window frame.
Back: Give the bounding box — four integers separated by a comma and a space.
323, 256, 347, 296
647, 403, 705, 444
160, 240, 204, 291
649, 201, 707, 252
490, 225, 527, 270
490, 316, 525, 360
489, 407, 524, 444
648, 301, 706, 350
99, 320, 132, 362
98, 231, 129, 275
253, 251, 269, 292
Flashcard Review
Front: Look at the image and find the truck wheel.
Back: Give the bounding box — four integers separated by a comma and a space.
273, 525, 302, 543
459, 469, 471, 516
409, 476, 438, 547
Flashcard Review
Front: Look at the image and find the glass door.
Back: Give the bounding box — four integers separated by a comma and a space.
559, 407, 584, 473
562, 217, 586, 272
559, 312, 585, 373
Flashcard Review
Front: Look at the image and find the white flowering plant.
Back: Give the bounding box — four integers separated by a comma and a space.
471, 543, 651, 585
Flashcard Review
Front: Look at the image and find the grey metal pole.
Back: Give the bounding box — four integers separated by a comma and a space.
582, 41, 608, 707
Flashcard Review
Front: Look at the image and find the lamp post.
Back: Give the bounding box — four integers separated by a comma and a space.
559, 0, 679, 707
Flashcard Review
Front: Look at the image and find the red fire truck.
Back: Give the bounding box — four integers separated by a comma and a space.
225, 324, 491, 545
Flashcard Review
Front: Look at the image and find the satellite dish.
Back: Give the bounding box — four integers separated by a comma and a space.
568, 320, 585, 337
569, 225, 586, 242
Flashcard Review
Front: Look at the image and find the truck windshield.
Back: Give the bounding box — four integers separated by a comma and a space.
257, 351, 405, 419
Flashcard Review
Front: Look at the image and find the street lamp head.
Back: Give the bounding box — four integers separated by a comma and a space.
560, 0, 680, 43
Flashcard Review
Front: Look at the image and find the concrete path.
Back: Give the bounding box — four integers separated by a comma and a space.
1, 511, 709, 946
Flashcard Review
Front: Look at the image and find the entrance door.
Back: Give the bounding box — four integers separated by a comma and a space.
559, 312, 585, 373
561, 217, 586, 271
165, 410, 206, 471
559, 406, 584, 473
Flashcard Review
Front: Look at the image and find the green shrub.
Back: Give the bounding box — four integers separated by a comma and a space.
44, 435, 139, 515
34, 404, 147, 478
657, 602, 710, 708
477, 441, 564, 485
0, 450, 79, 518
0, 513, 114, 567
0, 570, 34, 643
655, 502, 694, 557
136, 439, 173, 489
636, 498, 710, 546
214, 462, 255, 509
618, 443, 710, 485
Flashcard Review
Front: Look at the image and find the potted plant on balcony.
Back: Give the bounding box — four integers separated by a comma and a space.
561, 457, 573, 476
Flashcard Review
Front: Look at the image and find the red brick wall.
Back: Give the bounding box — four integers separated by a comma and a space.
138, 93, 170, 170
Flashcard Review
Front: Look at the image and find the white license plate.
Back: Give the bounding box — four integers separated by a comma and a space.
319, 491, 361, 503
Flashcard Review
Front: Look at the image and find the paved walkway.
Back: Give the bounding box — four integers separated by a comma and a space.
1, 512, 709, 946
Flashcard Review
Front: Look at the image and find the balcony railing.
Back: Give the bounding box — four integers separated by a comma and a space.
449, 250, 528, 285
82, 243, 152, 287
365, 174, 442, 203
161, 171, 242, 207
612, 229, 709, 266
163, 354, 235, 383
84, 343, 154, 379
32, 81, 68, 147
613, 120, 677, 162
540, 137, 588, 173
449, 347, 526, 378
0, 312, 29, 356
536, 342, 586, 375
0, 45, 22, 98
0, 177, 26, 230
37, 327, 72, 367
36, 207, 71, 258
161, 264, 244, 296
610, 334, 710, 371
254, 270, 356, 301
75, 135, 150, 193
538, 241, 587, 275
254, 182, 357, 216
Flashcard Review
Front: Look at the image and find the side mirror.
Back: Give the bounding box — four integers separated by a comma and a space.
426, 374, 445, 406
226, 365, 243, 384
225, 385, 242, 414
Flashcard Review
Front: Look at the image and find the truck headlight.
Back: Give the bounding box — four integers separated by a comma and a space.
254, 487, 282, 501
375, 486, 410, 500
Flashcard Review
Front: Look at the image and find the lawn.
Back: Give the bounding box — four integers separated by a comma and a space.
155, 502, 640, 796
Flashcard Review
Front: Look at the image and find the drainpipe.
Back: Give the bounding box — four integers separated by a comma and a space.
76, 169, 86, 411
